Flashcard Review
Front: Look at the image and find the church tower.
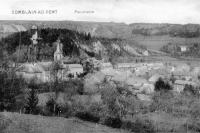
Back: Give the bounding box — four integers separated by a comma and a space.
54, 39, 63, 61
28, 25, 41, 62
30, 25, 39, 45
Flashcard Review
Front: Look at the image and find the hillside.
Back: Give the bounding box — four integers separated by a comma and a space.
1, 20, 200, 38
1, 20, 200, 51
0, 112, 128, 133
0, 28, 149, 63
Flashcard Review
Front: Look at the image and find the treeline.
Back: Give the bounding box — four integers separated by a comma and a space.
0, 28, 92, 62
161, 42, 200, 57
0, 28, 132, 63
132, 24, 200, 38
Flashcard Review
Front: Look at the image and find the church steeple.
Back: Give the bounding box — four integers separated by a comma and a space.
30, 25, 39, 45
54, 39, 63, 61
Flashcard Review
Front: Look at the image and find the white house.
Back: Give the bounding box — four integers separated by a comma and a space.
115, 63, 136, 70
179, 45, 187, 52
174, 80, 197, 93
100, 62, 113, 70
142, 50, 149, 56
64, 64, 83, 78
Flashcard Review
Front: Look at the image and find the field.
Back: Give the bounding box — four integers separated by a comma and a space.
0, 112, 128, 133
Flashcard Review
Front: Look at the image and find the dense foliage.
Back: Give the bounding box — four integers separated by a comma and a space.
154, 78, 172, 92
0, 71, 26, 111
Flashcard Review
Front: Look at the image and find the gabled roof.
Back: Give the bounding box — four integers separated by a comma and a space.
175, 80, 197, 86
37, 61, 52, 71
149, 74, 164, 83
68, 64, 83, 69
16, 63, 45, 73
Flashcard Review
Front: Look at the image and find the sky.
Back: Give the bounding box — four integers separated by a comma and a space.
0, 0, 200, 24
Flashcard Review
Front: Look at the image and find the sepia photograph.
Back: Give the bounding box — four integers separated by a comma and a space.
1, 0, 200, 132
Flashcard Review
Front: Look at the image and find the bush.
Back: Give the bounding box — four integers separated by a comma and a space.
184, 120, 200, 132
44, 97, 73, 117
121, 119, 155, 133
154, 78, 172, 92
45, 98, 57, 116
150, 91, 174, 113
0, 71, 26, 111
133, 119, 155, 133
75, 111, 100, 123
104, 117, 122, 128
61, 79, 84, 96
183, 85, 199, 96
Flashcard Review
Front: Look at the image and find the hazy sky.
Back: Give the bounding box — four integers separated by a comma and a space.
1, 0, 200, 24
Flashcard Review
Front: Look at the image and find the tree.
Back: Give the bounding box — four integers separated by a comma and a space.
154, 78, 172, 92
183, 84, 199, 96
0, 71, 25, 111
84, 60, 94, 74
24, 81, 39, 114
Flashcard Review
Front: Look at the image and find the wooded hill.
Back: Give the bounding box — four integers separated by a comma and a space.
0, 28, 144, 63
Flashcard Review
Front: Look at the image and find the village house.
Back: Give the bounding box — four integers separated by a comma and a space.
179, 45, 188, 52
15, 63, 50, 83
100, 62, 113, 70
114, 63, 136, 70
15, 27, 84, 82
148, 74, 164, 84
63, 64, 83, 79
142, 50, 149, 56
173, 80, 198, 93
141, 83, 154, 94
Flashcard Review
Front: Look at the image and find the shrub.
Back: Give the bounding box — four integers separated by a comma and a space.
45, 97, 57, 116
45, 97, 73, 117
121, 119, 155, 133
150, 91, 174, 113
104, 117, 122, 128
75, 111, 100, 123
61, 79, 84, 96
190, 101, 200, 119
184, 120, 200, 132
183, 85, 199, 96
0, 71, 26, 111
154, 78, 172, 92
132, 119, 155, 133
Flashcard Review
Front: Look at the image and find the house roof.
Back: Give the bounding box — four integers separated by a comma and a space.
175, 80, 197, 86
101, 62, 113, 68
37, 61, 52, 71
68, 64, 83, 69
116, 63, 136, 68
149, 74, 163, 83
16, 63, 45, 73
126, 76, 148, 86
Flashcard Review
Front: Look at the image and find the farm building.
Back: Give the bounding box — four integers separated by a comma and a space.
115, 63, 136, 70
15, 63, 50, 83
179, 45, 188, 52
100, 62, 113, 70
64, 64, 83, 78
173, 80, 198, 93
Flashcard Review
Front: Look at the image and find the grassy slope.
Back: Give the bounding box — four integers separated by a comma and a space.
0, 112, 128, 133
